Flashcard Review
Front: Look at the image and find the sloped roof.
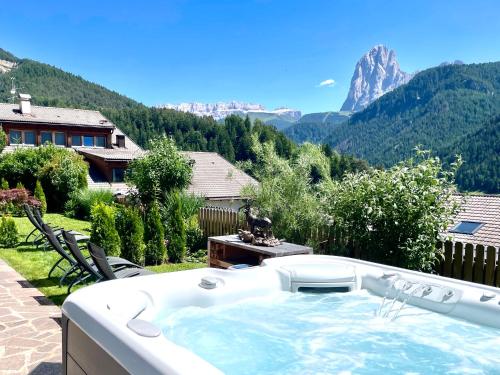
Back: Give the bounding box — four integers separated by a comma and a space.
182, 152, 258, 199
77, 147, 145, 161
0, 103, 115, 128
444, 194, 500, 247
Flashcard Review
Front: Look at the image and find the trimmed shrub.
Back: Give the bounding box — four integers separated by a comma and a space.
144, 201, 166, 265
185, 215, 205, 255
1, 178, 9, 190
0, 215, 18, 247
34, 180, 47, 215
90, 202, 121, 257
65, 189, 114, 220
0, 189, 40, 216
116, 206, 145, 265
166, 192, 186, 263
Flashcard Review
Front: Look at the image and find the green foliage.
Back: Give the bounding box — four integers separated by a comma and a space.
0, 215, 18, 247
246, 140, 461, 271
90, 202, 121, 257
185, 215, 205, 256
144, 201, 166, 265
65, 189, 114, 220
0, 178, 9, 190
323, 62, 500, 193
0, 145, 88, 210
283, 111, 351, 144
34, 180, 47, 215
321, 150, 461, 271
242, 140, 328, 245
0, 129, 7, 153
15, 182, 25, 189
115, 206, 145, 265
126, 136, 192, 203
166, 192, 187, 263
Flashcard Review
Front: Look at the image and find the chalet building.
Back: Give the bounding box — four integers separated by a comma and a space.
0, 94, 257, 207
0, 94, 143, 190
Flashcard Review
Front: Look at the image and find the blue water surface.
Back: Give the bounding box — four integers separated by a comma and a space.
156, 290, 500, 374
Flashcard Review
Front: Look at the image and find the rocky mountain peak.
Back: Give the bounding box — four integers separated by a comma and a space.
341, 45, 413, 112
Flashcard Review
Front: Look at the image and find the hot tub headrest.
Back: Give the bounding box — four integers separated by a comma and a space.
282, 263, 356, 283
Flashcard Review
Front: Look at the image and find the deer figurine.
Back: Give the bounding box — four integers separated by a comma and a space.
243, 203, 272, 238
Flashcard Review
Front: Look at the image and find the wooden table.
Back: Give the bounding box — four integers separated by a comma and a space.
208, 234, 313, 269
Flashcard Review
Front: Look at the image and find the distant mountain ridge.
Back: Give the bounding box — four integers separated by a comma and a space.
159, 101, 301, 123
341, 45, 413, 112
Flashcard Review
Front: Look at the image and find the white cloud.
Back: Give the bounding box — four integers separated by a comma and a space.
317, 79, 336, 87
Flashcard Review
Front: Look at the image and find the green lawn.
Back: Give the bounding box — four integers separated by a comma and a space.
0, 214, 205, 305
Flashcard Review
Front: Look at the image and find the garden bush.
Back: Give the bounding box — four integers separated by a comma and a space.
90, 202, 121, 257
15, 182, 25, 189
0, 215, 18, 247
34, 180, 47, 215
144, 200, 166, 265
65, 188, 114, 220
0, 178, 8, 190
166, 192, 186, 263
185, 215, 205, 255
0, 145, 88, 211
115, 205, 145, 265
0, 189, 40, 216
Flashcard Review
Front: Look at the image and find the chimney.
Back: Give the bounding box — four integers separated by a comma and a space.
116, 134, 126, 148
18, 93, 32, 115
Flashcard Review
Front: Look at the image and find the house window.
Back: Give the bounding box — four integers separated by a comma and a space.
55, 132, 66, 146
71, 135, 82, 147
9, 130, 22, 144
95, 136, 106, 148
24, 131, 36, 145
450, 221, 483, 235
83, 135, 94, 147
41, 132, 52, 144
112, 168, 125, 182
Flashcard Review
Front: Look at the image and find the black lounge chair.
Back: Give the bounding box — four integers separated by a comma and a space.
23, 204, 58, 246
42, 224, 81, 285
88, 242, 154, 281
62, 231, 151, 291
32, 207, 89, 244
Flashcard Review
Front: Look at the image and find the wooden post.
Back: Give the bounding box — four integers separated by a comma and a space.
443, 241, 453, 277
463, 243, 474, 282
485, 246, 496, 286
474, 245, 485, 284
453, 242, 463, 279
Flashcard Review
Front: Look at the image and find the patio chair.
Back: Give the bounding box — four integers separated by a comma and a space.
23, 204, 57, 246
42, 224, 81, 285
62, 231, 151, 292
87, 242, 154, 281
32, 207, 89, 244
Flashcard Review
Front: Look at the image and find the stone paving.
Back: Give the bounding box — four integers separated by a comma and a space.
0, 259, 61, 375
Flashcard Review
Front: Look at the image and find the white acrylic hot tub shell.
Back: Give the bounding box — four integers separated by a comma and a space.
62, 255, 500, 374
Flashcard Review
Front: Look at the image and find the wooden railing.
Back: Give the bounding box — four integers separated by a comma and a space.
198, 207, 500, 287
198, 206, 245, 237
438, 241, 500, 287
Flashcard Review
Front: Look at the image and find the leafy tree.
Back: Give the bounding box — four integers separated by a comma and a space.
90, 202, 121, 257
116, 206, 145, 265
144, 200, 166, 265
34, 180, 47, 214
126, 136, 192, 204
166, 191, 187, 263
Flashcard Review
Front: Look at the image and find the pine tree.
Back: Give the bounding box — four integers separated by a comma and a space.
166, 192, 186, 263
90, 203, 121, 257
34, 180, 47, 215
115, 206, 145, 265
144, 200, 166, 265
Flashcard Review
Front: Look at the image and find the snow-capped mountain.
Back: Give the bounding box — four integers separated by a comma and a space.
159, 101, 301, 122
341, 45, 413, 112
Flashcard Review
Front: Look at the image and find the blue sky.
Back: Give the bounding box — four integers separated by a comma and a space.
1, 0, 499, 113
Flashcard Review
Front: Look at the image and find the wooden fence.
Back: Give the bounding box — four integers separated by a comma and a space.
198, 206, 500, 287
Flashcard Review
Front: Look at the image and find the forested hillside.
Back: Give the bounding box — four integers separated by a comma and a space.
323, 62, 500, 192
283, 111, 350, 144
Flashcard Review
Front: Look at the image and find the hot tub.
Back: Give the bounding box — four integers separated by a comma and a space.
62, 255, 500, 374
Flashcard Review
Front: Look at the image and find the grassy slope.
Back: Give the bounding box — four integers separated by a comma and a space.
0, 214, 205, 305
